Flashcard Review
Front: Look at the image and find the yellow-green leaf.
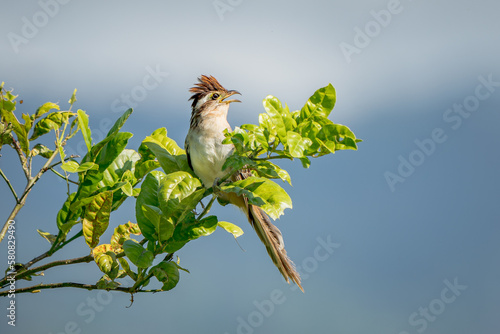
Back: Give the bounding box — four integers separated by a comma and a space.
61, 161, 79, 173
221, 177, 292, 220
35, 102, 59, 118
218, 221, 244, 238
36, 229, 57, 245
77, 109, 92, 152
82, 191, 113, 248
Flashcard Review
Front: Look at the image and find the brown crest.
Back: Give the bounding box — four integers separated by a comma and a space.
189, 75, 228, 108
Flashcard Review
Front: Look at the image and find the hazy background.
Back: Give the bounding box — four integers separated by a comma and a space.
1, 1, 499, 333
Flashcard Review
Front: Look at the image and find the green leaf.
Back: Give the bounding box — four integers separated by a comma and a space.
107, 108, 133, 137
0, 121, 13, 149
180, 215, 218, 240
77, 109, 92, 152
299, 157, 311, 169
300, 83, 336, 121
35, 102, 59, 118
253, 160, 292, 185
22, 113, 33, 134
77, 162, 97, 172
117, 258, 137, 280
0, 87, 17, 112
222, 154, 291, 185
218, 221, 244, 238
158, 171, 203, 222
286, 131, 313, 158
123, 239, 154, 268
142, 127, 190, 174
318, 122, 360, 151
135, 141, 161, 179
30, 111, 71, 140
136, 171, 166, 242
263, 95, 287, 144
142, 204, 174, 243
36, 229, 57, 245
221, 177, 292, 220
223, 127, 249, 154
240, 123, 269, 150
68, 89, 77, 106
135, 159, 160, 179
221, 154, 254, 174
82, 108, 133, 163
150, 261, 180, 291
73, 169, 104, 203
95, 132, 133, 172
30, 143, 54, 158
1, 109, 29, 154
281, 104, 297, 132
61, 160, 80, 173
258, 113, 277, 146
296, 120, 322, 155
121, 182, 133, 197
96, 275, 121, 290
100, 149, 141, 187
82, 191, 113, 248
57, 192, 81, 235
161, 240, 189, 253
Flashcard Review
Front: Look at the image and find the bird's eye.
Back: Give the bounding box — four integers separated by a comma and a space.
212, 93, 219, 100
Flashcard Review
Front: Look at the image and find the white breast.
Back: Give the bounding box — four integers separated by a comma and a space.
187, 118, 233, 187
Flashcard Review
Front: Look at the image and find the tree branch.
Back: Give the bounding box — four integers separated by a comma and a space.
0, 282, 165, 297
0, 253, 93, 288
0, 232, 138, 288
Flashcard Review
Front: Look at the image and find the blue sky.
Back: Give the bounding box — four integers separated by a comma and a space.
1, 1, 500, 333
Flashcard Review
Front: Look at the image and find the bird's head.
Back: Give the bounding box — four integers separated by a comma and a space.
189, 75, 241, 113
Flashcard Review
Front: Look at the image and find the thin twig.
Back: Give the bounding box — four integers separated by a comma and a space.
197, 195, 217, 220
252, 155, 292, 161
50, 168, 79, 185
11, 139, 29, 180
0, 168, 18, 202
22, 229, 84, 271
55, 229, 83, 251
0, 147, 60, 243
46, 154, 80, 170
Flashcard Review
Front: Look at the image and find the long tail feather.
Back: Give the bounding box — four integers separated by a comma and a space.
226, 171, 303, 291
247, 204, 303, 292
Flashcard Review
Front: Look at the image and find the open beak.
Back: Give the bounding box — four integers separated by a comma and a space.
222, 90, 241, 104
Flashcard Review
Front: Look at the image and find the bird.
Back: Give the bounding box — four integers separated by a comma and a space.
184, 75, 303, 291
